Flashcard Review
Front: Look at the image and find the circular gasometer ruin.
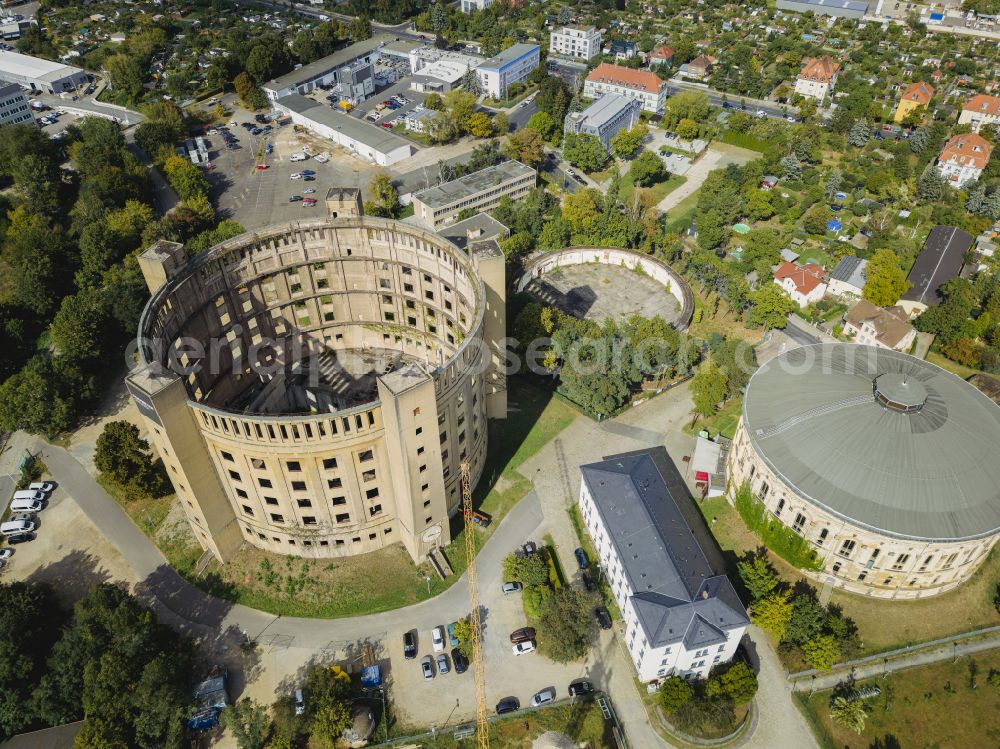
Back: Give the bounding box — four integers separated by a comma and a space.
730, 343, 1000, 599
127, 215, 506, 563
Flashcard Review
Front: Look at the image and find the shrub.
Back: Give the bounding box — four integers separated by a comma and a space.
659, 675, 694, 712
733, 483, 822, 570
522, 584, 550, 619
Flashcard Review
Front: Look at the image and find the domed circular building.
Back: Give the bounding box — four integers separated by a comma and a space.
126, 215, 506, 563
729, 343, 1000, 599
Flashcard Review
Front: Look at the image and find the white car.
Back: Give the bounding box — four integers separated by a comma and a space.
756, 109, 766, 118
0, 549, 13, 560
512, 640, 536, 656
313, 154, 329, 163
28, 482, 55, 494
432, 626, 445, 653
290, 173, 302, 180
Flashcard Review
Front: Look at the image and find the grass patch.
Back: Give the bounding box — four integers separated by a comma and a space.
542, 534, 565, 588
926, 350, 982, 379
620, 171, 686, 206
733, 483, 822, 570
715, 130, 770, 153
664, 188, 700, 225
142, 377, 578, 618
391, 122, 434, 146
797, 649, 1000, 749
686, 397, 742, 440
567, 504, 622, 621
482, 84, 538, 109
96, 475, 173, 537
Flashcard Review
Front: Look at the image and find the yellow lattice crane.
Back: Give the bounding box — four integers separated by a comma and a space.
461, 461, 490, 749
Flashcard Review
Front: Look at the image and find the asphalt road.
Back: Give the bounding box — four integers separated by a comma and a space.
782, 317, 822, 346
667, 78, 798, 122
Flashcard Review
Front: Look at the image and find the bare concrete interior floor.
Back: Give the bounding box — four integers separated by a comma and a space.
524, 263, 682, 324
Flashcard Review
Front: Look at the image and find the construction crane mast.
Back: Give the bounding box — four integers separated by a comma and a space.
461, 461, 490, 749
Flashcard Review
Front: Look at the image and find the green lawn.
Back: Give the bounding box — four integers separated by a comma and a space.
664, 188, 700, 224
685, 397, 742, 440
797, 648, 1000, 749
926, 350, 982, 379
155, 377, 579, 618
620, 171, 686, 206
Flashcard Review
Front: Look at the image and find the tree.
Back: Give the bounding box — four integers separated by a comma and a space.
562, 188, 602, 232
367, 171, 399, 218
705, 662, 758, 705
785, 594, 826, 646
501, 551, 549, 587
303, 665, 351, 716
526, 111, 559, 142
443, 89, 477, 128
695, 209, 727, 251
423, 92, 444, 111
537, 587, 591, 662
629, 151, 667, 187
737, 554, 780, 601
49, 288, 115, 364
664, 90, 710, 126
829, 696, 869, 734
348, 16, 372, 41
221, 698, 269, 749
746, 284, 796, 330
105, 54, 144, 104
609, 123, 648, 159
690, 360, 729, 418
504, 129, 545, 167
916, 165, 945, 201
848, 120, 871, 147
780, 154, 802, 181
802, 634, 841, 671
751, 590, 793, 639
499, 232, 533, 262
863, 249, 909, 307
562, 133, 609, 172
535, 75, 572, 123
467, 112, 494, 138
162, 156, 210, 200
676, 118, 699, 140
94, 421, 169, 499
658, 676, 694, 712
0, 356, 80, 436
450, 616, 475, 658
73, 719, 129, 749
492, 111, 509, 135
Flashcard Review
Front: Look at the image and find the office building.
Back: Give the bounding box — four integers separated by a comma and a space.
0, 81, 33, 125
411, 161, 536, 229
564, 93, 641, 150
475, 43, 540, 99
263, 36, 389, 101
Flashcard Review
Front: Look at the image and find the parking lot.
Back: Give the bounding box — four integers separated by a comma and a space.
350, 80, 426, 131
206, 118, 379, 230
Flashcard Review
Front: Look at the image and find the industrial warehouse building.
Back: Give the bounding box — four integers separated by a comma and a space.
729, 344, 1000, 599
127, 217, 507, 564
580, 451, 750, 682
262, 35, 389, 101
776, 0, 869, 18
273, 94, 412, 166
0, 49, 88, 94
411, 161, 536, 229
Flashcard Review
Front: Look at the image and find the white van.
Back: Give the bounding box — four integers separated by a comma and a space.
13, 490, 45, 503
1, 520, 36, 536
289, 152, 308, 162
10, 498, 42, 513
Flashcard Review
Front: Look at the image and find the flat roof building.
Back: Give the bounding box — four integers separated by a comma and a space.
263, 36, 390, 101
564, 93, 641, 150
550, 25, 602, 61
776, 0, 869, 18
435, 213, 509, 251
579, 451, 749, 682
475, 43, 539, 99
899, 225, 973, 316
0, 49, 88, 94
273, 94, 412, 167
0, 81, 33, 126
411, 161, 536, 229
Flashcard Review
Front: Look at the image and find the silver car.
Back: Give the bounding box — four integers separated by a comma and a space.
421, 655, 434, 680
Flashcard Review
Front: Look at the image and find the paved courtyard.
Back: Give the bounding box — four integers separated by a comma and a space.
523, 263, 685, 325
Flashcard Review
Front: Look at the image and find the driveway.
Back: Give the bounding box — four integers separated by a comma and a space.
656, 143, 758, 214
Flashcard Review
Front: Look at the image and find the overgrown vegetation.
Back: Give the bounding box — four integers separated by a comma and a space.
657, 661, 757, 738
733, 483, 822, 571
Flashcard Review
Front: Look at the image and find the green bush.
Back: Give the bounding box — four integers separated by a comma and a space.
733, 483, 822, 571
523, 584, 550, 619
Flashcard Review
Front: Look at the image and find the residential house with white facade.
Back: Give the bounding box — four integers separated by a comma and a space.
773, 260, 827, 307
842, 300, 916, 352
579, 451, 750, 683
937, 133, 993, 186
958, 94, 1000, 132
550, 25, 602, 60
826, 256, 867, 299
793, 56, 840, 101
583, 63, 668, 114
476, 43, 539, 99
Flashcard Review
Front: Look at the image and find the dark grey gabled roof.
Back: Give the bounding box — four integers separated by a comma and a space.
581, 452, 749, 649
901, 226, 973, 307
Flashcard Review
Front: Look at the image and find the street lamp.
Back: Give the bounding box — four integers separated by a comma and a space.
425, 575, 431, 595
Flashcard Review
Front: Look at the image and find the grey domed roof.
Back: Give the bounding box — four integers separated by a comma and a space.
742, 344, 1000, 541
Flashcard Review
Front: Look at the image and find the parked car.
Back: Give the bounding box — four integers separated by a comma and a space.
256, 164, 269, 170
294, 688, 304, 715
13, 489, 45, 502
421, 655, 434, 680
1, 520, 35, 536
289, 195, 303, 202
447, 621, 460, 648
403, 630, 417, 659
512, 640, 536, 656
501, 581, 523, 595
451, 648, 468, 674
509, 627, 536, 644
436, 653, 450, 674
574, 548, 589, 570
523, 541, 537, 555
0, 549, 13, 560
568, 680, 594, 697
302, 175, 315, 181
302, 200, 317, 207
582, 572, 596, 592
594, 606, 612, 630
300, 169, 316, 176
432, 626, 445, 652
10, 498, 42, 513
303, 188, 316, 194
290, 172, 302, 179
531, 688, 555, 707
495, 697, 519, 715
5, 533, 34, 545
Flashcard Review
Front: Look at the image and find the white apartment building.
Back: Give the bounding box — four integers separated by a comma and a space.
460, 0, 492, 12
959, 94, 1000, 133
476, 43, 540, 99
0, 81, 33, 126
579, 452, 750, 683
549, 25, 602, 60
793, 56, 840, 102
937, 133, 993, 186
583, 63, 668, 114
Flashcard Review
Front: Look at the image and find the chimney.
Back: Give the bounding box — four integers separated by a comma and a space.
466, 226, 483, 242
